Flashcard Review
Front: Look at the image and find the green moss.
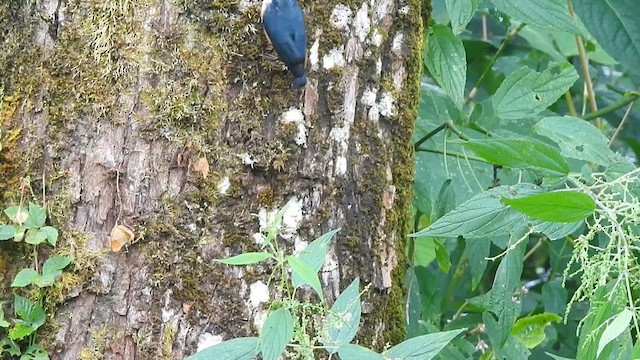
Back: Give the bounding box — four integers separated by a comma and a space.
78, 326, 111, 360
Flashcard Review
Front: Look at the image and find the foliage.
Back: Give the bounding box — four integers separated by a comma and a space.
189, 209, 463, 359
410, 0, 640, 358
0, 202, 72, 360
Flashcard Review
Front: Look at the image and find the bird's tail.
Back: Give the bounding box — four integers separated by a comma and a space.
293, 75, 307, 88
290, 63, 307, 88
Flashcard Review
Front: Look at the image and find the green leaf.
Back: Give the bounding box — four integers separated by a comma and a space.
487, 237, 527, 345
432, 179, 455, 222
338, 344, 384, 360
434, 240, 451, 273
425, 24, 467, 109
13, 295, 45, 329
0, 305, 10, 328
484, 312, 531, 359
532, 220, 582, 240
0, 338, 21, 356
493, 65, 578, 119
598, 308, 633, 358
535, 116, 615, 166
384, 328, 465, 360
260, 308, 294, 360
292, 229, 340, 288
542, 281, 567, 315
323, 278, 361, 354
40, 226, 58, 246
462, 138, 569, 175
489, 0, 582, 34
186, 337, 260, 360
511, 313, 562, 349
0, 224, 16, 240
287, 256, 323, 299
9, 323, 34, 340
466, 238, 490, 290
42, 256, 73, 276
11, 268, 38, 288
573, 0, 640, 78
409, 184, 540, 238
21, 344, 49, 360
215, 252, 272, 265
4, 206, 28, 224
445, 0, 480, 35
545, 354, 574, 360
25, 203, 46, 229
24, 228, 47, 245
502, 191, 595, 223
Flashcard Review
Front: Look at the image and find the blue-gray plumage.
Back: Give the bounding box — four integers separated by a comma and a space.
261, 0, 307, 88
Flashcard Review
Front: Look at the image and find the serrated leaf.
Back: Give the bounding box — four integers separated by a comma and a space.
25, 229, 47, 245
502, 191, 595, 223
511, 313, 562, 349
425, 24, 467, 109
42, 256, 73, 276
489, 0, 582, 34
573, 0, 640, 78
260, 308, 294, 360
323, 278, 361, 354
287, 256, 323, 299
532, 220, 582, 240
493, 65, 578, 119
338, 344, 384, 360
292, 229, 340, 288
487, 237, 527, 345
462, 139, 569, 175
598, 308, 633, 358
215, 252, 272, 265
535, 116, 615, 166
484, 312, 531, 359
13, 295, 45, 329
0, 338, 20, 356
186, 337, 260, 360
11, 268, 38, 288
4, 206, 28, 224
384, 328, 465, 360
542, 281, 567, 315
466, 238, 490, 290
409, 184, 540, 238
40, 226, 58, 246
25, 203, 46, 229
21, 343, 49, 360
445, 0, 480, 35
0, 224, 16, 240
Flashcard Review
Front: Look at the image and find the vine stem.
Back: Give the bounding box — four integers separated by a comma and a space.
567, 0, 599, 127
465, 22, 526, 104
583, 93, 639, 121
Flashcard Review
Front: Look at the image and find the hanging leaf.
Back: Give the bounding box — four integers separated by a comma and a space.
260, 308, 294, 360
502, 191, 595, 223
323, 278, 361, 354
425, 24, 467, 109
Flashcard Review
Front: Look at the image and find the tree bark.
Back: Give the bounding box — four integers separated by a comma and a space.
0, 0, 424, 358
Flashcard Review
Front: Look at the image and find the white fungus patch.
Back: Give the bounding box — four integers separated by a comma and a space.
294, 236, 308, 256
217, 176, 230, 194
375, 58, 382, 75
249, 281, 270, 308
391, 33, 404, 55
353, 3, 371, 42
282, 197, 304, 238
322, 48, 346, 69
237, 0, 258, 12
197, 333, 224, 352
309, 38, 320, 70
379, 92, 395, 117
361, 89, 377, 107
254, 310, 268, 331
330, 4, 352, 30
252, 232, 266, 245
369, 28, 383, 47
335, 156, 348, 175
239, 153, 256, 167
280, 108, 307, 147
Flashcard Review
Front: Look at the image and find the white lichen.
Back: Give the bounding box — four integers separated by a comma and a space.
249, 281, 270, 308
196, 333, 224, 352
379, 92, 395, 117
309, 38, 320, 70
322, 48, 346, 69
280, 108, 307, 147
353, 3, 371, 42
330, 4, 353, 30
217, 176, 230, 194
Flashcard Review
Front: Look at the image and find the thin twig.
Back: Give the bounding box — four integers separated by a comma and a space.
608, 101, 635, 147
583, 93, 639, 121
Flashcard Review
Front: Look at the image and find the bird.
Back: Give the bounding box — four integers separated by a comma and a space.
261, 0, 308, 88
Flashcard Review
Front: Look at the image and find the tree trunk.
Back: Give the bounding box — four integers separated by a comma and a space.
0, 0, 424, 358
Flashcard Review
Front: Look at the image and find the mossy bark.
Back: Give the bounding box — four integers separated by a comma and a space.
0, 0, 426, 358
